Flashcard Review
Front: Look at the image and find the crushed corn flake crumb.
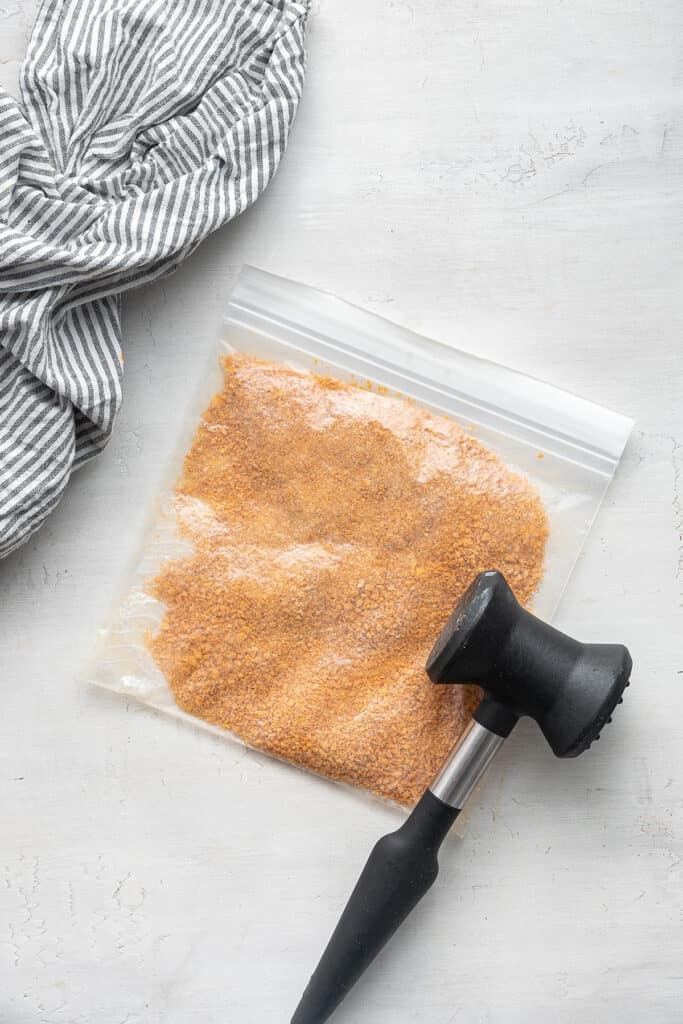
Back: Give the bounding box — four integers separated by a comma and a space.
147, 355, 548, 805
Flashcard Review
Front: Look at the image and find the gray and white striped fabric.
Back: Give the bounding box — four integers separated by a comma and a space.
0, 0, 309, 558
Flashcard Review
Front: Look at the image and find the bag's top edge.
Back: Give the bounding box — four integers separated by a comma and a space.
224, 265, 634, 472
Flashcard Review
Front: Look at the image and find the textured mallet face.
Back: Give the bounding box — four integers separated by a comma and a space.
553, 648, 632, 757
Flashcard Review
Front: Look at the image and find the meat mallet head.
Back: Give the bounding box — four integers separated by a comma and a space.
426, 570, 631, 757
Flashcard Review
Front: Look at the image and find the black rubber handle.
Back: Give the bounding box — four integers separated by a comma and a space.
291, 790, 459, 1024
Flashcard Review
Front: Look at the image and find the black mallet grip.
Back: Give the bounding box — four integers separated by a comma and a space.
291, 790, 458, 1024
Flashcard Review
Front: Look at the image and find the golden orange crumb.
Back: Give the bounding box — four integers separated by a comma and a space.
147, 355, 548, 805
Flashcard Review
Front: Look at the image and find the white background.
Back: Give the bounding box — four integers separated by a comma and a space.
1, 2, 682, 1022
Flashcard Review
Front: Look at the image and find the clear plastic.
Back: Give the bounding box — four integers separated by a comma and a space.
86, 266, 633, 811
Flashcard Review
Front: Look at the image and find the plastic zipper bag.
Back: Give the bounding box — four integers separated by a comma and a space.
86, 266, 633, 809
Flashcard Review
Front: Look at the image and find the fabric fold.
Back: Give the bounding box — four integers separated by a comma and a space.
0, 0, 309, 557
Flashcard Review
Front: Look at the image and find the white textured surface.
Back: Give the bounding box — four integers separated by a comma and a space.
1, 2, 682, 1022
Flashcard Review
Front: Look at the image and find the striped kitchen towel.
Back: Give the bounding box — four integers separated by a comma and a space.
0, 0, 309, 558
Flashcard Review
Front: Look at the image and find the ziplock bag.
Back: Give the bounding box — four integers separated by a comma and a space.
86, 266, 633, 809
